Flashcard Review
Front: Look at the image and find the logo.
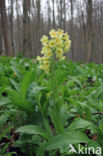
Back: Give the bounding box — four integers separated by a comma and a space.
68, 144, 101, 155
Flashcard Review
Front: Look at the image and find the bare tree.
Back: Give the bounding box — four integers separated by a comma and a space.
23, 0, 31, 57
60, 0, 63, 28
15, 0, 22, 54
0, 0, 12, 56
36, 0, 41, 55
63, 0, 66, 31
47, 0, 51, 31
70, 0, 74, 60
0, 0, 102, 62
10, 0, 14, 55
86, 0, 93, 62
52, 0, 55, 28
0, 20, 3, 54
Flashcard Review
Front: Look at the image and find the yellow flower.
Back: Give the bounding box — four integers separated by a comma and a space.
46, 51, 52, 57
45, 44, 51, 50
55, 37, 61, 43
38, 29, 71, 74
41, 47, 47, 54
40, 64, 49, 73
37, 56, 42, 63
57, 29, 64, 37
64, 47, 69, 53
56, 42, 62, 48
49, 29, 57, 38
46, 92, 51, 99
56, 48, 63, 56
40, 64, 44, 69
41, 35, 48, 45
49, 40, 56, 47
64, 40, 71, 53
63, 33, 69, 40
44, 65, 50, 74
43, 56, 49, 62
59, 56, 65, 61
65, 40, 70, 47
44, 61, 49, 67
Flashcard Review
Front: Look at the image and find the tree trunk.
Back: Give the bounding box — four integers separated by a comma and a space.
60, 0, 63, 29
0, 0, 12, 56
0, 20, 3, 55
23, 0, 31, 57
36, 0, 41, 55
63, 0, 66, 31
47, 0, 51, 31
70, 0, 74, 61
57, 0, 60, 28
86, 0, 93, 62
10, 0, 15, 55
52, 0, 55, 28
16, 0, 21, 54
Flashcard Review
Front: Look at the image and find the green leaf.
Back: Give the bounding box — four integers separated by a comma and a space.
11, 66, 22, 80
0, 143, 10, 155
95, 86, 103, 98
4, 152, 13, 156
0, 98, 11, 107
67, 118, 93, 131
55, 69, 67, 88
6, 88, 33, 112
99, 123, 103, 133
0, 113, 9, 130
43, 117, 53, 138
50, 109, 64, 134
28, 82, 46, 95
16, 125, 49, 140
10, 79, 20, 92
59, 104, 68, 126
21, 71, 33, 99
0, 126, 13, 140
36, 142, 46, 156
45, 131, 90, 151
29, 135, 41, 145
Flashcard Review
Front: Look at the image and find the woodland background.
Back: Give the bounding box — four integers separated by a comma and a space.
0, 0, 103, 63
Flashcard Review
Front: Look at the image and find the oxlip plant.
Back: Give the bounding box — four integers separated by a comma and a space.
37, 29, 71, 127
15, 30, 99, 156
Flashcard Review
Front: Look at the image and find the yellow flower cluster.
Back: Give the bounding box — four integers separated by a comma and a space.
37, 29, 71, 74
46, 91, 52, 99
